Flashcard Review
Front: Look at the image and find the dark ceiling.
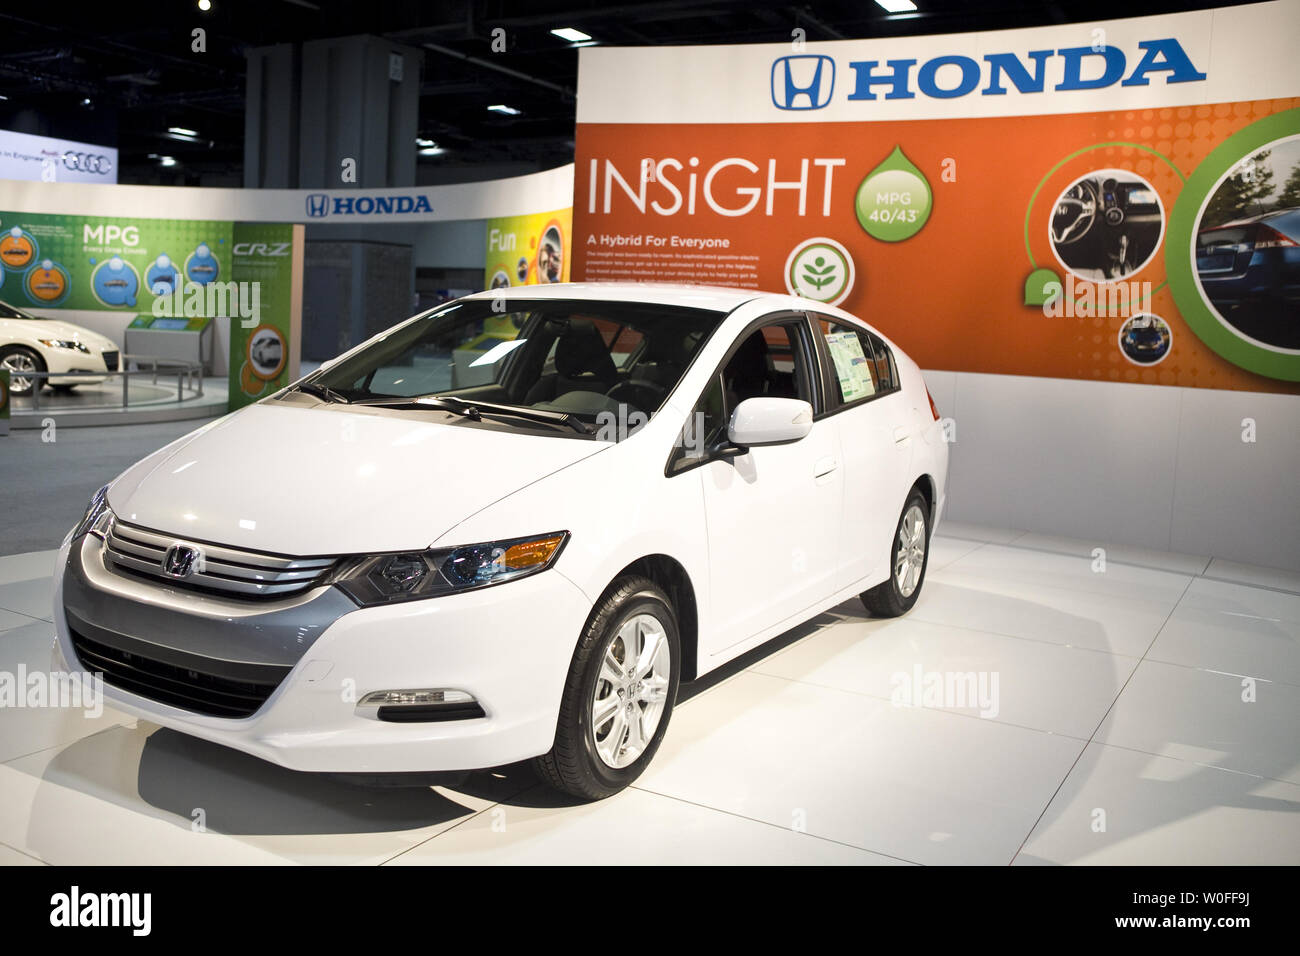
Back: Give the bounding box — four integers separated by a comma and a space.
0, 0, 1254, 186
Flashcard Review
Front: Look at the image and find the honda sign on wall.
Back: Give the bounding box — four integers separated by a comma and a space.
0, 129, 118, 184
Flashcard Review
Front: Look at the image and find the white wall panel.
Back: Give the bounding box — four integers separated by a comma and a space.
930, 371, 1299, 571
1169, 388, 1300, 571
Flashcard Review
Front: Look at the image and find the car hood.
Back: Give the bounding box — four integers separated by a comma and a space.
107, 402, 609, 555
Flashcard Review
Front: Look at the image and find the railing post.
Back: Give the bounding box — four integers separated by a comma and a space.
122, 367, 130, 408
31, 375, 40, 412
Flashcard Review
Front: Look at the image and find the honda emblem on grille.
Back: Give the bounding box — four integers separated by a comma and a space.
162, 544, 200, 578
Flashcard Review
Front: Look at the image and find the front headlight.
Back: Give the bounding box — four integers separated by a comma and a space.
39, 339, 91, 353
72, 484, 115, 540
329, 531, 569, 606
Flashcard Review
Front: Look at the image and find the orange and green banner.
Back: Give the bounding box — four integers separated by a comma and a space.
572, 2, 1300, 392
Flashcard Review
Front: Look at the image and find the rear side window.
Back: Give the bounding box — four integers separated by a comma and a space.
815, 317, 900, 408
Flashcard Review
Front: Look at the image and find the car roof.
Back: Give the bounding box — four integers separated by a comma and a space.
1206, 206, 1299, 228
459, 282, 765, 312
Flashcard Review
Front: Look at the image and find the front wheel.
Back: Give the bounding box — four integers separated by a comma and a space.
0, 346, 45, 397
534, 576, 680, 800
860, 490, 931, 618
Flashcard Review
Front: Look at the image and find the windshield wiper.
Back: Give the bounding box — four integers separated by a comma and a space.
355, 394, 590, 435
478, 403, 592, 436
296, 381, 352, 404
352, 394, 480, 419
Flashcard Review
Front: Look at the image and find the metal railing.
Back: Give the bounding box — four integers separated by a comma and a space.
19, 355, 206, 413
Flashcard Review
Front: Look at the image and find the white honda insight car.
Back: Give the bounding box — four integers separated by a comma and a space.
53, 283, 948, 799
0, 299, 120, 396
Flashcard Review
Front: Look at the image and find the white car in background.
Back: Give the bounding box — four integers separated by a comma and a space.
53, 283, 948, 800
0, 299, 120, 396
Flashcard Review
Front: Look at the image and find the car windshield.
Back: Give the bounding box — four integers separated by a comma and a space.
0, 300, 41, 320
304, 298, 726, 431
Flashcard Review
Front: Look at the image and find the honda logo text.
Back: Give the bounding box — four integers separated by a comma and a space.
304, 193, 434, 218
769, 38, 1205, 110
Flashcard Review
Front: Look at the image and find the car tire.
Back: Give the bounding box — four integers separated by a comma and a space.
0, 345, 46, 397
861, 489, 931, 618
534, 575, 680, 800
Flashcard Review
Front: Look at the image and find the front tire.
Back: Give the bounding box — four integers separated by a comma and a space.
535, 576, 680, 800
860, 490, 931, 618
0, 345, 45, 397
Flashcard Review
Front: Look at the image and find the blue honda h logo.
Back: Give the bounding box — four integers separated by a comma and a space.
771, 55, 835, 110
305, 193, 328, 218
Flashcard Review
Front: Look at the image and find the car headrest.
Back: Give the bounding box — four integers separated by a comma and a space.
727, 332, 769, 389
555, 319, 618, 381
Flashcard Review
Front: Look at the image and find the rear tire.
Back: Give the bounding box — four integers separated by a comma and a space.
861, 490, 931, 618
534, 576, 680, 800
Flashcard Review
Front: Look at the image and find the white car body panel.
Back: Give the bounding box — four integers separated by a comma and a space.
0, 312, 118, 386
109, 402, 610, 555
52, 283, 949, 775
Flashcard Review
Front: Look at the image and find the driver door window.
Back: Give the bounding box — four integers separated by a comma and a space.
673, 320, 817, 471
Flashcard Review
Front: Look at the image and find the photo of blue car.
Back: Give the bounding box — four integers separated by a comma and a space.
1195, 138, 1300, 350
1118, 313, 1172, 365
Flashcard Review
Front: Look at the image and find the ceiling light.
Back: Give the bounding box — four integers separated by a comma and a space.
158, 156, 177, 167
415, 137, 436, 147
550, 27, 592, 43
487, 104, 521, 116
198, 0, 212, 10
874, 0, 918, 11
418, 146, 446, 157
168, 126, 198, 137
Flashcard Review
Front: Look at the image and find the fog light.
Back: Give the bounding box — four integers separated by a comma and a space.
360, 689, 474, 707
357, 688, 485, 723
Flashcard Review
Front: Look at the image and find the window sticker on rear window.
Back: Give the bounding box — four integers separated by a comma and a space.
825, 331, 876, 402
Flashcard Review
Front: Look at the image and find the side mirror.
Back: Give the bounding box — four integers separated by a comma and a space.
727, 397, 814, 449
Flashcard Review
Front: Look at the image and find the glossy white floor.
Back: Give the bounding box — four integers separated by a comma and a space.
1, 523, 1297, 866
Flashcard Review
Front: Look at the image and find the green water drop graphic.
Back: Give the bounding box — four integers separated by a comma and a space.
855, 146, 933, 242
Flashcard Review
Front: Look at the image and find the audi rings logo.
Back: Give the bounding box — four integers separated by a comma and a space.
62, 151, 114, 175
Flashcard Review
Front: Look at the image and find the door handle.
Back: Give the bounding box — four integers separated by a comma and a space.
893, 426, 911, 444
813, 456, 839, 478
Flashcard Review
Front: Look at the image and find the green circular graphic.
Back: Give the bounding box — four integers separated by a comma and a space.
855, 147, 932, 242
1167, 109, 1300, 382
785, 237, 854, 305
1023, 141, 1182, 307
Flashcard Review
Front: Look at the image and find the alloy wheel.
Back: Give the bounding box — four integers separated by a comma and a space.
590, 612, 671, 769
1, 352, 36, 394
895, 503, 927, 598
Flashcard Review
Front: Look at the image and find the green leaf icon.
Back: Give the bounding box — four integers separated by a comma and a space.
803, 255, 837, 289
855, 146, 933, 242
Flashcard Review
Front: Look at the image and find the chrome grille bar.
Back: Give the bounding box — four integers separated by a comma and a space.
104, 520, 337, 599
